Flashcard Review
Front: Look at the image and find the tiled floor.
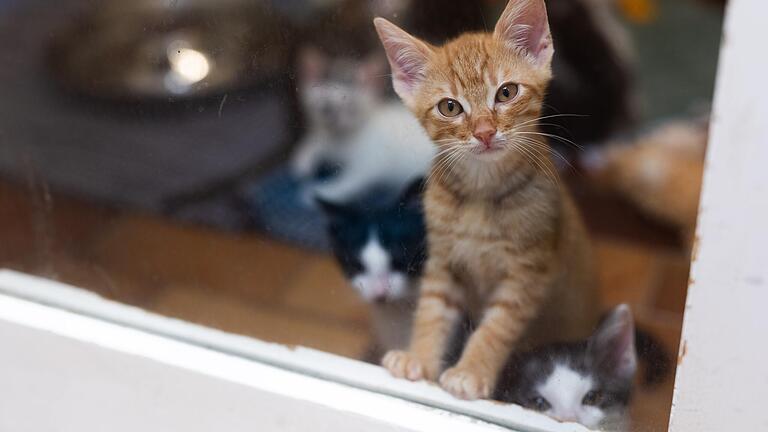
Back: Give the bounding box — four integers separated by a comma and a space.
0, 177, 689, 430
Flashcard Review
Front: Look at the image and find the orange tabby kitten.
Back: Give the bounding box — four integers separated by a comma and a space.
374, 0, 600, 400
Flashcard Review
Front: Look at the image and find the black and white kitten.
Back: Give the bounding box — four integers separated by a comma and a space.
317, 180, 427, 353
495, 304, 638, 431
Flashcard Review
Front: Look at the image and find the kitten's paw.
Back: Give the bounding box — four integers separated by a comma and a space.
381, 350, 436, 381
439, 366, 492, 400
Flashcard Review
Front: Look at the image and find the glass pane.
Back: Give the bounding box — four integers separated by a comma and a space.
0, 0, 723, 430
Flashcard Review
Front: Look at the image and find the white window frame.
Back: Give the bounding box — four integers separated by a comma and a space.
668, 0, 768, 430
1, 0, 766, 430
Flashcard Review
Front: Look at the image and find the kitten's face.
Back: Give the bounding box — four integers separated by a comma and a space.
405, 36, 551, 164
515, 357, 631, 430
298, 48, 386, 135
340, 229, 414, 303
496, 305, 637, 431
319, 186, 427, 303
375, 0, 554, 167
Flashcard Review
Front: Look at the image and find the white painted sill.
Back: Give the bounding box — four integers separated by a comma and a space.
0, 269, 586, 432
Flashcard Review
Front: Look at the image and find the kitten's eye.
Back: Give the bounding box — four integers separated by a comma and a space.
495, 83, 519, 103
582, 390, 604, 406
437, 98, 464, 117
529, 396, 551, 412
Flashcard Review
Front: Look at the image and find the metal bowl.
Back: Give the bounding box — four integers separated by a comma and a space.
48, 0, 293, 101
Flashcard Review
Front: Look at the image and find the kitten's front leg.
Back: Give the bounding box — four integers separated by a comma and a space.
439, 274, 552, 400
382, 266, 462, 381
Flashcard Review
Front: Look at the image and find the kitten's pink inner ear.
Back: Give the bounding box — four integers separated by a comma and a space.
373, 18, 432, 103
494, 0, 554, 66
592, 304, 638, 379
357, 54, 387, 93
298, 47, 326, 85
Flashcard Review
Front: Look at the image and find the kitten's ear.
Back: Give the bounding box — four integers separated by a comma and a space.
373, 18, 433, 106
494, 0, 554, 67
298, 46, 327, 86
357, 53, 388, 95
588, 304, 638, 380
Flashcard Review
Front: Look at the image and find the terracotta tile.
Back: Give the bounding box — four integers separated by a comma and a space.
149, 284, 370, 359
652, 252, 691, 314
88, 215, 314, 304
594, 239, 659, 308
281, 257, 370, 325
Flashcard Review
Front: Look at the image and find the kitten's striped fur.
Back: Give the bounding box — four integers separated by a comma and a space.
375, 0, 600, 400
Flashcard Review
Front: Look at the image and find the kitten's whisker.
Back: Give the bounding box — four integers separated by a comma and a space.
513, 113, 589, 129
523, 122, 574, 133
514, 136, 574, 172
516, 131, 584, 151
433, 143, 461, 151
427, 147, 462, 185
438, 148, 466, 185
530, 149, 561, 186
522, 143, 561, 186
430, 158, 451, 186
432, 139, 463, 149
431, 142, 466, 162
506, 139, 559, 187
506, 141, 550, 186
506, 114, 586, 143
444, 153, 466, 185
437, 149, 465, 185
433, 146, 460, 157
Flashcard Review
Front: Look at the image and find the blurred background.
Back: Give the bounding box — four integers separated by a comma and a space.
0, 0, 723, 429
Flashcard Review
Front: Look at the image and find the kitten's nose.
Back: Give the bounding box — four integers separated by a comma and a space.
371, 276, 390, 300
473, 120, 497, 148
372, 294, 387, 304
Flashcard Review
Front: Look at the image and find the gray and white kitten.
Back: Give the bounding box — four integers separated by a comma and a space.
291, 47, 382, 182
495, 304, 638, 431
291, 47, 433, 203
